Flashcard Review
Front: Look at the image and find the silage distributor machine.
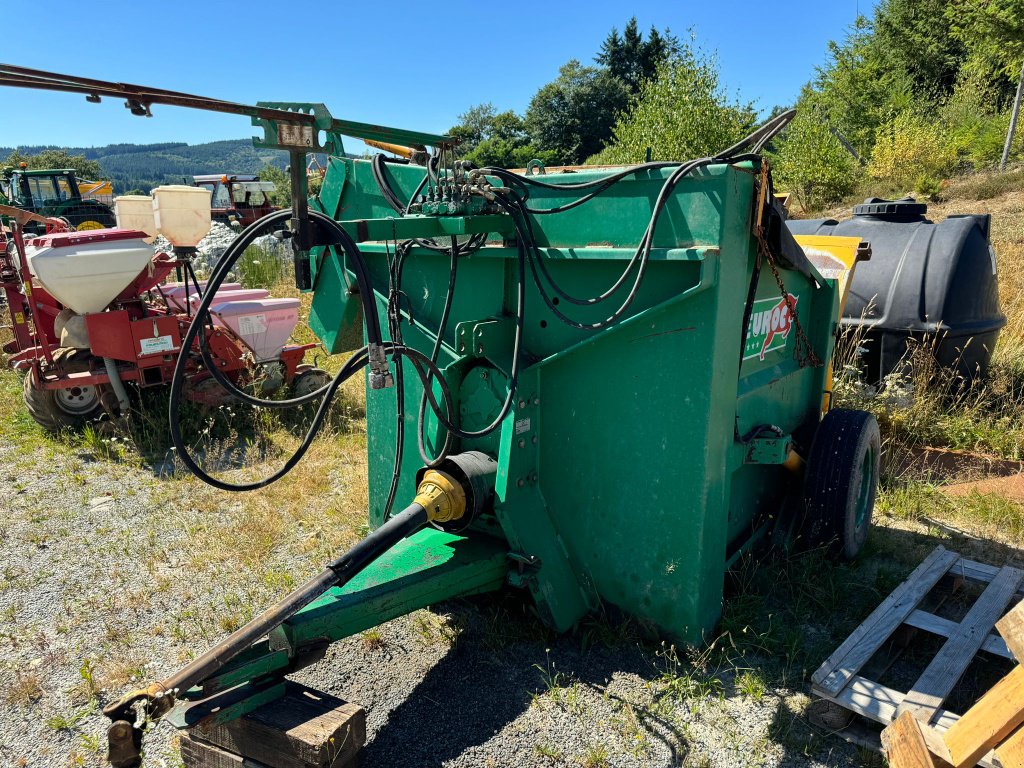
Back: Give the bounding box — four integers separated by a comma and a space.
0, 66, 880, 768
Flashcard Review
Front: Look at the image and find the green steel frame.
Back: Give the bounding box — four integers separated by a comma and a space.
175, 147, 839, 729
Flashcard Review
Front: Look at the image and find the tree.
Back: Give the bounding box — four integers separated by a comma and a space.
3, 148, 105, 180
805, 16, 915, 158
596, 17, 680, 93
948, 0, 1024, 77
524, 60, 631, 164
591, 46, 756, 164
448, 103, 500, 155
873, 0, 966, 98
447, 106, 558, 168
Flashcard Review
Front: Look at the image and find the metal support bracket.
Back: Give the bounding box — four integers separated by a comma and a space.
744, 434, 793, 465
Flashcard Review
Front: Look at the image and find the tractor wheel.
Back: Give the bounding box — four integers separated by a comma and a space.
23, 347, 107, 432
292, 368, 332, 398
801, 408, 881, 559
65, 202, 116, 232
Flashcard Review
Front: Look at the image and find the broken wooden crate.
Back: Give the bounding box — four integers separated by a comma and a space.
881, 598, 1024, 767
810, 545, 1024, 766
180, 682, 365, 768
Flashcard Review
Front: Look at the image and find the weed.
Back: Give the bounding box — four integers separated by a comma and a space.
46, 701, 96, 731
533, 647, 568, 696
654, 642, 724, 703
6, 670, 43, 705
735, 669, 767, 700
79, 657, 100, 699
413, 611, 463, 647
579, 744, 610, 768
360, 629, 388, 651
611, 701, 652, 758
534, 742, 563, 762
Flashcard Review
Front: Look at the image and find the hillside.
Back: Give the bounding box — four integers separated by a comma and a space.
0, 138, 289, 193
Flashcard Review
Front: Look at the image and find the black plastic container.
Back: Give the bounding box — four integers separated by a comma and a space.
786, 198, 1005, 383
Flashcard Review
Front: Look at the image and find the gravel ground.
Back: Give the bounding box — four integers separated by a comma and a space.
0, 432, 871, 768
153, 221, 292, 279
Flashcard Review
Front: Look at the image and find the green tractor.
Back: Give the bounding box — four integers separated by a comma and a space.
0, 164, 116, 232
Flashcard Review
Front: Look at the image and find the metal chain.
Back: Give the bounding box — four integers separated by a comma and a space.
752, 167, 822, 369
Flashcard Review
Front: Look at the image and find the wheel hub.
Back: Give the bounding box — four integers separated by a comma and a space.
55, 383, 100, 414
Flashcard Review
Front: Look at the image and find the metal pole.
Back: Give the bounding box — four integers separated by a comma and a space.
1000, 59, 1024, 171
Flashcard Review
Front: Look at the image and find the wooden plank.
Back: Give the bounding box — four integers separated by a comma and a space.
995, 725, 1024, 768
882, 711, 952, 768
905, 609, 1013, 659
180, 734, 270, 768
944, 665, 1024, 767
190, 682, 364, 768
958, 558, 1024, 597
900, 566, 1024, 720
813, 546, 960, 696
816, 675, 1000, 767
997, 601, 1024, 662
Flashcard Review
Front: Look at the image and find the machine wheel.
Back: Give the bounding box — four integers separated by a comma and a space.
801, 408, 880, 559
23, 347, 106, 432
292, 368, 332, 398
65, 202, 116, 231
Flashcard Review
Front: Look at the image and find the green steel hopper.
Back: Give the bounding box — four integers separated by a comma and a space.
0, 66, 880, 766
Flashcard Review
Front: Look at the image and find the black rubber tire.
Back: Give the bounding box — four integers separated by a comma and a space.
801, 408, 881, 559
23, 347, 106, 432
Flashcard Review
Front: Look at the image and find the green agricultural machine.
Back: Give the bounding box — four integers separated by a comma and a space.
0, 65, 880, 767
0, 164, 117, 231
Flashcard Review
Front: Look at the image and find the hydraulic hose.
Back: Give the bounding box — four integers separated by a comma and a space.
104, 500, 431, 766
160, 500, 428, 695
168, 208, 390, 492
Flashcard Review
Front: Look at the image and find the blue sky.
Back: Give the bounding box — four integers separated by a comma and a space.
1, 0, 874, 150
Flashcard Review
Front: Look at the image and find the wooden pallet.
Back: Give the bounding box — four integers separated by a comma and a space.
810, 545, 1024, 767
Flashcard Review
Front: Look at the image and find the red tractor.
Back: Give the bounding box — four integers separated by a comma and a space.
191, 174, 280, 228
0, 205, 327, 431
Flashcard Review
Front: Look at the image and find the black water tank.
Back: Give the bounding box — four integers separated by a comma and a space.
786, 198, 1005, 383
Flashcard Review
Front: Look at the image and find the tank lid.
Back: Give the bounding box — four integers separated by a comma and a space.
27, 227, 151, 249
853, 197, 927, 219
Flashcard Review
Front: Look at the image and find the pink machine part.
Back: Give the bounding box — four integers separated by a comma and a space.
210, 298, 301, 361
161, 281, 243, 310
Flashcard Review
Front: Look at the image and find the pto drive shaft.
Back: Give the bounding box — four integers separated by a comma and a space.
104, 465, 472, 767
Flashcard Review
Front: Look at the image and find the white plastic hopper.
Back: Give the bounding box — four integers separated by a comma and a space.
24, 229, 155, 314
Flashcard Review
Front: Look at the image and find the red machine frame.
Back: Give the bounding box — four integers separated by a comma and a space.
1, 210, 315, 413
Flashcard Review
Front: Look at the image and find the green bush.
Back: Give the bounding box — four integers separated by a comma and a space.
771, 111, 861, 212
868, 112, 959, 189
937, 72, 1023, 169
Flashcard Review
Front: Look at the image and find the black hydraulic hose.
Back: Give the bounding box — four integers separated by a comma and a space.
372, 153, 408, 212
715, 109, 796, 159
170, 349, 368, 492
158, 500, 429, 697
383, 242, 410, 518
500, 158, 715, 331
481, 161, 678, 191
185, 211, 383, 410
416, 238, 458, 466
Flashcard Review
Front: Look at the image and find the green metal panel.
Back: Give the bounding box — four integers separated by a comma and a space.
270, 528, 508, 651
306, 156, 840, 643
